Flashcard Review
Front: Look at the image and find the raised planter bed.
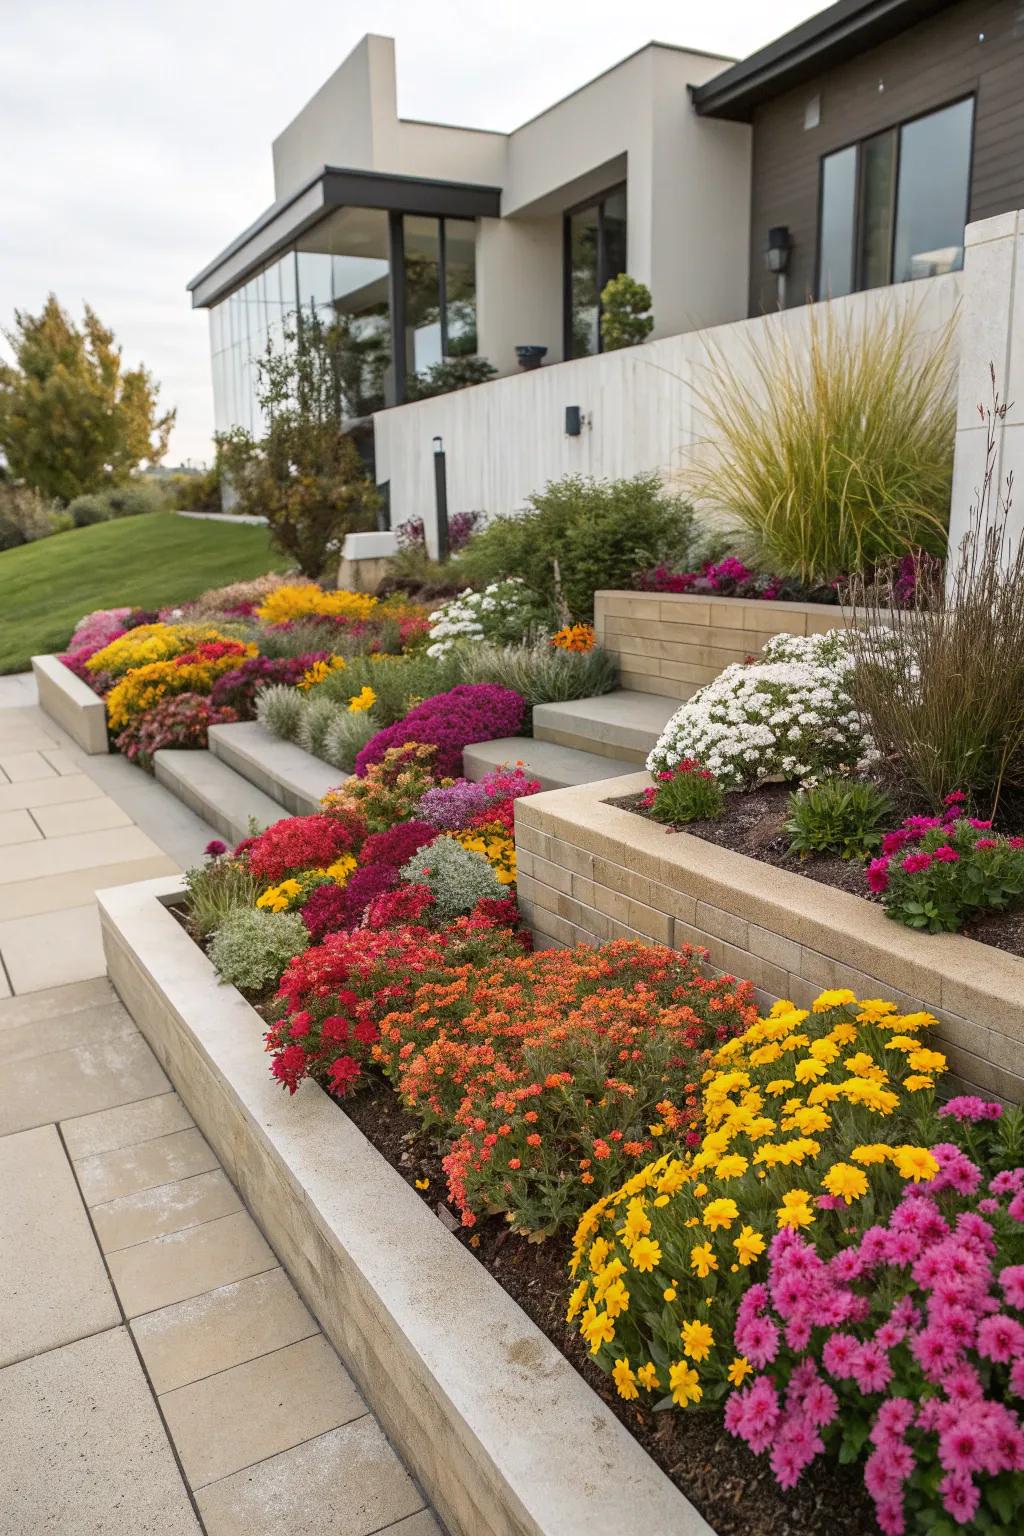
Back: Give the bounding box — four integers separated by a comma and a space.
594, 590, 850, 701
98, 875, 708, 1536
31, 653, 108, 754
515, 774, 1024, 1103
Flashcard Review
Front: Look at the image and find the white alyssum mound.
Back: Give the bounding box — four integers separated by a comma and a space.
647, 630, 876, 789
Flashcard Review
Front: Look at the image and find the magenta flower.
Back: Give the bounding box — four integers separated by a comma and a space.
931, 844, 959, 863
901, 851, 933, 874
939, 1471, 980, 1525
866, 856, 890, 893
204, 839, 227, 857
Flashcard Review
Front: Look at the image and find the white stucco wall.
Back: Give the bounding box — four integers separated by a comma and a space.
374, 272, 964, 552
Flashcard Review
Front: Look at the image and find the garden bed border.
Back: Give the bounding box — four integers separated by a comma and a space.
515, 775, 1024, 1104
31, 653, 108, 754
97, 875, 709, 1536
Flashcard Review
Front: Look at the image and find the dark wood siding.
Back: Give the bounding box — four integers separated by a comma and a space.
748, 0, 1024, 314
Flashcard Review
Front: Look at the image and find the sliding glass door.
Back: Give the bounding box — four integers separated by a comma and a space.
564, 185, 627, 359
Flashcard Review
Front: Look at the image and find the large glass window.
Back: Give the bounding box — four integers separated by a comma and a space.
817, 99, 974, 299
444, 219, 477, 357
564, 185, 628, 359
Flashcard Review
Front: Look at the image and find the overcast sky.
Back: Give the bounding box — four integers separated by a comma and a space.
1, 0, 822, 465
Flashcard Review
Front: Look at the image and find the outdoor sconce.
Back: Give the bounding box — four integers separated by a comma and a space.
565, 405, 582, 437
765, 226, 792, 308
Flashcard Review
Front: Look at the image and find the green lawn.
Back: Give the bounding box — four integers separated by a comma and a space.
0, 512, 290, 673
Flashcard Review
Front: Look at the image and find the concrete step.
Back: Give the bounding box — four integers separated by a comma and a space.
463, 737, 640, 792
209, 721, 346, 817
153, 750, 289, 846
531, 691, 678, 764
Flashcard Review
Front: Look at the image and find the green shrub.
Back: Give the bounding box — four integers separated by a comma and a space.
0, 510, 25, 551
459, 638, 618, 716
686, 297, 956, 584
296, 694, 341, 760
400, 837, 504, 920
405, 356, 497, 400
68, 494, 111, 528
208, 907, 308, 991
600, 274, 654, 351
104, 482, 168, 517
455, 474, 699, 622
0, 483, 59, 543
322, 710, 378, 772
785, 777, 891, 860
314, 649, 465, 726
184, 856, 260, 942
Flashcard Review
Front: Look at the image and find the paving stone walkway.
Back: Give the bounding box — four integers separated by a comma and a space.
0, 677, 441, 1536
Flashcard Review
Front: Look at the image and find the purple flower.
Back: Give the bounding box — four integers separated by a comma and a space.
354, 684, 525, 779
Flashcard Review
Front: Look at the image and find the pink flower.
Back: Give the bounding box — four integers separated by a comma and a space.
901, 851, 933, 874
1009, 1190, 1024, 1222
866, 856, 890, 893
1009, 836, 1024, 850
977, 1312, 1024, 1364
974, 838, 998, 851
939, 1471, 980, 1525
931, 844, 959, 863
850, 1341, 893, 1394
1000, 1265, 1024, 1309
969, 818, 993, 830
882, 830, 911, 856
822, 1332, 858, 1377
940, 1095, 1003, 1124
944, 790, 967, 805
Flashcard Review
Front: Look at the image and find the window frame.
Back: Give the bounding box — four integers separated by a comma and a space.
562, 181, 628, 360
815, 94, 975, 301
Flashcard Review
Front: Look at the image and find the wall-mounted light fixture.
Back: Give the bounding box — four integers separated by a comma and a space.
765, 226, 792, 308
565, 405, 582, 437
432, 435, 450, 562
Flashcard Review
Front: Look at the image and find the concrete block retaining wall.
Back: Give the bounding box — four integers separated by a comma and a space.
515, 775, 1024, 1104
594, 591, 850, 701
32, 654, 108, 753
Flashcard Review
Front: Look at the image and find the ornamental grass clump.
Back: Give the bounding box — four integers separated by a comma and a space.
785, 777, 892, 860
208, 907, 308, 991
867, 792, 1024, 933
184, 850, 261, 942
568, 989, 944, 1407
686, 297, 956, 584
849, 376, 1024, 818
256, 683, 307, 742
648, 631, 874, 788
458, 637, 619, 714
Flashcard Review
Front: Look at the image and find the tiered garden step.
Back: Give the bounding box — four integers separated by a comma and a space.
464, 737, 638, 791
531, 690, 678, 765
153, 749, 288, 845
209, 720, 345, 816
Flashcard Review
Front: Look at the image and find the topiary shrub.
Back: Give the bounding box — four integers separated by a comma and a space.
208, 907, 308, 991
600, 273, 654, 351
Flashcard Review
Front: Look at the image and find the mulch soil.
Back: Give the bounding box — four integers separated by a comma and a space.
342, 1074, 875, 1536
608, 784, 1024, 959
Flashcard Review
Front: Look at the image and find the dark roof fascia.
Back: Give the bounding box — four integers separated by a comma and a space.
187, 166, 502, 309
691, 0, 963, 120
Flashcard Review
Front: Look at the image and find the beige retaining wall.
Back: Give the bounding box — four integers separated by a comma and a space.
515, 775, 1024, 1104
594, 590, 851, 701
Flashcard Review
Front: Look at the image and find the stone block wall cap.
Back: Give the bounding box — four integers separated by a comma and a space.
342, 531, 399, 559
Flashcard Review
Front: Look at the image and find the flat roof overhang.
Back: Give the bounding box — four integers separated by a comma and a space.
691, 0, 963, 121
187, 165, 503, 309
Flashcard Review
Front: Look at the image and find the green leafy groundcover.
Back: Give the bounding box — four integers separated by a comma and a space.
0, 512, 290, 673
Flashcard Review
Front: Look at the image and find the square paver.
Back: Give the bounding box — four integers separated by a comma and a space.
91, 1168, 242, 1253
0, 1030, 169, 1136
0, 904, 106, 993
161, 1335, 365, 1489
41, 748, 79, 776
0, 774, 105, 812
108, 1210, 276, 1317
30, 797, 133, 837
132, 1268, 318, 1394
62, 1090, 193, 1159
195, 1416, 424, 1536
0, 855, 179, 922
1, 998, 135, 1065
0, 1327, 200, 1534
0, 751, 56, 782
0, 976, 114, 1029
0, 808, 41, 846
0, 1125, 118, 1368
0, 824, 166, 885
76, 1126, 219, 1206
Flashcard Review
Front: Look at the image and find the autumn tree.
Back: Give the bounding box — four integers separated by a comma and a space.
0, 295, 175, 501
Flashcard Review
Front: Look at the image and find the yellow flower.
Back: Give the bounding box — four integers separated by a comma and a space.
612, 1358, 639, 1400
414, 1177, 429, 1190
655, 1162, 688, 1197
689, 1242, 718, 1278
602, 1280, 630, 1320
808, 1038, 840, 1064
347, 685, 377, 713
776, 1190, 814, 1230
812, 988, 857, 1011
828, 1021, 858, 1045
733, 1225, 766, 1266
636, 1362, 660, 1392
794, 1057, 827, 1083
728, 1356, 753, 1387
566, 1280, 589, 1321
909, 1048, 946, 1074
851, 1143, 891, 1166
256, 584, 379, 625
589, 1237, 611, 1271
629, 1236, 662, 1273
592, 1258, 626, 1300
681, 1319, 714, 1362
669, 1360, 703, 1406
884, 1035, 923, 1053
324, 855, 358, 887
904, 1075, 934, 1092
892, 1145, 940, 1183
785, 1106, 831, 1135
822, 1162, 869, 1204
663, 1285, 677, 1302
765, 1078, 795, 1096
580, 1306, 616, 1354
714, 1154, 749, 1181
620, 1199, 651, 1246
703, 1198, 739, 1232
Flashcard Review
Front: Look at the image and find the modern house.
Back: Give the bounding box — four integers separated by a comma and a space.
189, 0, 1024, 532
187, 35, 751, 437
